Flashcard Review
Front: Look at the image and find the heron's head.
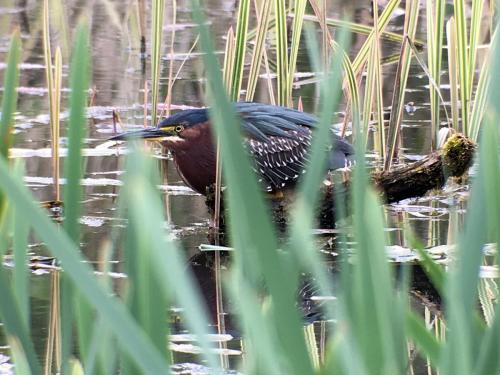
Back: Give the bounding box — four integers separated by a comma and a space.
109, 108, 212, 150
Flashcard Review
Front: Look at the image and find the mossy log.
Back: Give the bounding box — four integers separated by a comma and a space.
208, 134, 476, 228
372, 133, 475, 204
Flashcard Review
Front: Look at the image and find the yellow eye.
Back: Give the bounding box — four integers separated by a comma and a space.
175, 125, 184, 133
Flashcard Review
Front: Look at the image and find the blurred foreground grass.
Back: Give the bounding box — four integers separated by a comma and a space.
0, 2, 499, 374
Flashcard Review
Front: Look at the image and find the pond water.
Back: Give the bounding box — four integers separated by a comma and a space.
0, 0, 495, 374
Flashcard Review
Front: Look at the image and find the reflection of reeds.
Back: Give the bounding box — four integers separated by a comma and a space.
45, 271, 61, 375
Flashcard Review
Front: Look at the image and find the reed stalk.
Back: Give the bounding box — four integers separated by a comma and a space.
43, 0, 62, 202
426, 0, 445, 149
453, 0, 470, 135
245, 0, 272, 102
161, 0, 176, 117
384, 0, 420, 170
447, 18, 460, 132
151, 0, 165, 126
352, 0, 401, 74
230, 0, 250, 101
274, 0, 289, 106
287, 0, 308, 105
363, 0, 385, 161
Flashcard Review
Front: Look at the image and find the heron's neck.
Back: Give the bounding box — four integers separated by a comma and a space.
169, 124, 217, 194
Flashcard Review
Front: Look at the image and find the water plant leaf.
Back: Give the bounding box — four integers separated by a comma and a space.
426, 0, 445, 147
405, 310, 441, 366
124, 147, 220, 373
229, 0, 250, 101
384, 0, 420, 170
0, 31, 20, 216
12, 161, 30, 331
190, 1, 315, 373
0, 31, 20, 160
151, 0, 165, 126
274, 0, 289, 105
0, 155, 170, 374
245, 0, 272, 101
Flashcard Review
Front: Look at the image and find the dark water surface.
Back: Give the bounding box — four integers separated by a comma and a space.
0, 1, 495, 374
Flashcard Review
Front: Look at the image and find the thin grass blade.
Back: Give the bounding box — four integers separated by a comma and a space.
274, 0, 289, 105
190, 1, 315, 373
151, 0, 165, 126
245, 0, 272, 101
229, 0, 250, 101
0, 31, 20, 215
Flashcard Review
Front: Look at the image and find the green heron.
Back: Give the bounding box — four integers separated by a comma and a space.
110, 102, 354, 195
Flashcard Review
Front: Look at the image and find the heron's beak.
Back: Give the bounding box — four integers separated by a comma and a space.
108, 127, 177, 142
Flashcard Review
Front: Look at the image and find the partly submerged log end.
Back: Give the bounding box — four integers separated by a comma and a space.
441, 133, 476, 178
373, 133, 475, 204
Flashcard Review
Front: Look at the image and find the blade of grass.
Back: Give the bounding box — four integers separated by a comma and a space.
0, 31, 20, 215
426, 0, 445, 149
363, 0, 385, 156
384, 0, 420, 170
474, 301, 500, 374
446, 18, 460, 132
405, 310, 442, 367
227, 271, 282, 375
407, 37, 451, 128
352, 0, 401, 73
245, 0, 272, 101
302, 14, 424, 47
0, 155, 170, 373
287, 0, 308, 105
230, 0, 250, 101
372, 1, 386, 163
151, 0, 165, 126
60, 23, 89, 374
161, 0, 176, 118
10, 337, 32, 375
12, 161, 30, 331
53, 47, 62, 202
468, 0, 485, 100
63, 24, 89, 242
222, 27, 235, 92
0, 267, 40, 373
125, 147, 219, 372
274, 0, 289, 105
190, 1, 315, 373
285, 23, 346, 326
439, 126, 495, 375
0, 31, 20, 159
453, 0, 470, 135
469, 52, 492, 142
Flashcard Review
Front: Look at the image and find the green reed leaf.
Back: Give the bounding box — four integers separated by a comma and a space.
287, 0, 307, 105
0, 31, 20, 159
151, 0, 165, 126
245, 0, 272, 101
405, 310, 442, 366
0, 31, 20, 215
0, 155, 169, 374
229, 0, 250, 101
274, 0, 289, 105
190, 1, 315, 373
